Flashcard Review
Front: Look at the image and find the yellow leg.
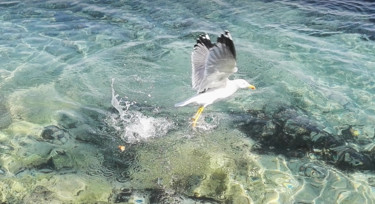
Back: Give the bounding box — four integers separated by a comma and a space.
192, 106, 205, 128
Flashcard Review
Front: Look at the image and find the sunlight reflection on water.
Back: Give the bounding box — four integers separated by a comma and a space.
0, 0, 374, 203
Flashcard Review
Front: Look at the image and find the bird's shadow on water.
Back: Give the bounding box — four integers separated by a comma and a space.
233, 105, 375, 172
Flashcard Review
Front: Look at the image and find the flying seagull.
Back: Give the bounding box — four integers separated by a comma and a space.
175, 31, 256, 127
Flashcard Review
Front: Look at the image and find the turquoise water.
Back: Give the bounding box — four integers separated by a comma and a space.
1, 0, 375, 203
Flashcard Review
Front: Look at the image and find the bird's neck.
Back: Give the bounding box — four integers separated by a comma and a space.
227, 80, 241, 90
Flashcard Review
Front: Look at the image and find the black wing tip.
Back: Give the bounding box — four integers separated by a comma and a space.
217, 30, 236, 59
193, 31, 236, 59
194, 33, 214, 49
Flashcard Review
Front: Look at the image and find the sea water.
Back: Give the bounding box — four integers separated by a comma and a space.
0, 0, 374, 203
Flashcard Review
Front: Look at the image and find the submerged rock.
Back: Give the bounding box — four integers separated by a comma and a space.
0, 96, 12, 129
238, 107, 375, 171
329, 146, 375, 171
125, 131, 275, 203
40, 125, 70, 145
0, 167, 6, 175
111, 188, 222, 204
298, 163, 328, 181
49, 149, 75, 171
23, 185, 58, 204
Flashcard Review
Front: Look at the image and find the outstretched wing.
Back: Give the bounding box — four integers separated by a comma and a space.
191, 34, 213, 92
191, 31, 237, 93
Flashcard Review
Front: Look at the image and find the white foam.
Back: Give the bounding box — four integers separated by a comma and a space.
109, 79, 174, 143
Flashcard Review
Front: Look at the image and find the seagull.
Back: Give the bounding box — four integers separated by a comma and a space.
175, 31, 256, 127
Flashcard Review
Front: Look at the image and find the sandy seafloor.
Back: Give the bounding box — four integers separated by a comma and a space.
0, 0, 375, 203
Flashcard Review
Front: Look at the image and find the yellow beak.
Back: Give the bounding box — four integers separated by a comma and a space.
248, 85, 256, 90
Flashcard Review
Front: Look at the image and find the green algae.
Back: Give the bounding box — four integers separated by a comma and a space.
0, 123, 113, 203
128, 130, 265, 202
0, 173, 113, 203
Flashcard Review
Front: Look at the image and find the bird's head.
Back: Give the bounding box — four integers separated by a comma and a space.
235, 79, 256, 90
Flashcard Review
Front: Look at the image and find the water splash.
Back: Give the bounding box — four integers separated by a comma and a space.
109, 79, 174, 143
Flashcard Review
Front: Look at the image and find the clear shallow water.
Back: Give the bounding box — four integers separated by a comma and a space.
0, 0, 375, 203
